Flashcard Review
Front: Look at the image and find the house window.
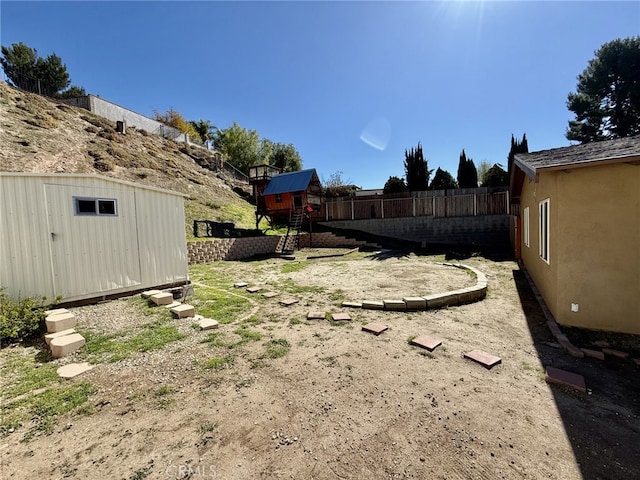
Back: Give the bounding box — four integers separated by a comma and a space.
74, 197, 118, 216
539, 199, 549, 263
523, 207, 530, 248
275, 194, 282, 203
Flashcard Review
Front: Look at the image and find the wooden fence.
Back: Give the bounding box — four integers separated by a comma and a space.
320, 188, 509, 221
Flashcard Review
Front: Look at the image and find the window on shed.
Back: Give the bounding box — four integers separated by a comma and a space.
539, 199, 549, 263
74, 197, 118, 216
275, 194, 283, 203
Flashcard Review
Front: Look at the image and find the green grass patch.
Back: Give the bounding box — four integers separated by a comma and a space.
272, 279, 325, 295
203, 355, 234, 370
0, 350, 61, 399
192, 286, 252, 324
264, 338, 290, 359
280, 260, 310, 274
2, 381, 95, 440
234, 327, 261, 342
81, 321, 186, 363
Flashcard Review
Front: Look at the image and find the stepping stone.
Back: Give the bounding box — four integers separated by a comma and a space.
384, 299, 406, 311
141, 289, 162, 299
362, 323, 388, 335
171, 304, 195, 318
362, 300, 384, 310
581, 348, 605, 360
280, 298, 299, 306
403, 297, 427, 310
44, 329, 76, 347
464, 350, 502, 369
57, 362, 94, 379
45, 308, 69, 316
307, 311, 325, 320
602, 348, 629, 359
234, 282, 248, 288
246, 286, 262, 293
150, 292, 174, 306
164, 301, 182, 309
593, 340, 610, 348
50, 333, 86, 358
331, 312, 351, 322
198, 318, 219, 330
410, 335, 442, 352
545, 366, 586, 393
263, 291, 279, 298
341, 301, 362, 308
45, 312, 76, 333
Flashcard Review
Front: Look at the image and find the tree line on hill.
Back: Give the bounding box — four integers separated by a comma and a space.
382, 134, 528, 194
2, 36, 638, 179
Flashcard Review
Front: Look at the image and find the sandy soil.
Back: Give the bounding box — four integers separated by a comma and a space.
2, 249, 639, 480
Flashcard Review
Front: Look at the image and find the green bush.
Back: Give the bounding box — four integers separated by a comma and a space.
0, 290, 48, 344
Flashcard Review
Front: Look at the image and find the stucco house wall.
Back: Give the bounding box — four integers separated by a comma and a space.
518, 160, 640, 334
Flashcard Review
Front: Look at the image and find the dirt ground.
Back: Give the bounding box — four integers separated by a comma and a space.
2, 249, 639, 480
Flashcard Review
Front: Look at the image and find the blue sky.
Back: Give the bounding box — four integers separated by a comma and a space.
2, 1, 639, 189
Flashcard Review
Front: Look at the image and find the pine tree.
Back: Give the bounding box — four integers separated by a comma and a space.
404, 143, 432, 191
430, 168, 458, 190
507, 133, 529, 179
457, 149, 478, 188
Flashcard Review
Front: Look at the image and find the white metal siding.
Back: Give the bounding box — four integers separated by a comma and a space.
0, 174, 187, 303
135, 188, 188, 285
0, 176, 55, 300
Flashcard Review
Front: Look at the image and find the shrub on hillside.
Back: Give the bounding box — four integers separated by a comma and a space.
0, 290, 48, 344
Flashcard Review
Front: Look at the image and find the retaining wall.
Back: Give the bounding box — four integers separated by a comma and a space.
187, 232, 379, 264
320, 214, 510, 248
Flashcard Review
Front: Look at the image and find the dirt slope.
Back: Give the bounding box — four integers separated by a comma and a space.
0, 82, 255, 235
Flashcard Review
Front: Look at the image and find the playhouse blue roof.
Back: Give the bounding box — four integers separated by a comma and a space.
262, 169, 318, 195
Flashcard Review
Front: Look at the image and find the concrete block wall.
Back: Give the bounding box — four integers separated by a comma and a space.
187, 232, 378, 264
321, 214, 510, 248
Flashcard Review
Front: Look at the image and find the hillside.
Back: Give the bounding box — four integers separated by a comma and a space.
0, 82, 256, 239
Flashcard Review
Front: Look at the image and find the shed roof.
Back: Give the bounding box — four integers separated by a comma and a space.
0, 172, 189, 197
513, 135, 640, 180
262, 169, 320, 195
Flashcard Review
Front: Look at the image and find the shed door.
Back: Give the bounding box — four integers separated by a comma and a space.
45, 184, 142, 299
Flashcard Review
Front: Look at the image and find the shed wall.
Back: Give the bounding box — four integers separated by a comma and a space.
0, 174, 188, 303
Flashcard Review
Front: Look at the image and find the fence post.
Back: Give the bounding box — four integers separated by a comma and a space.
474, 193, 477, 216
351, 199, 354, 220
432, 196, 435, 217
325, 202, 329, 221
506, 191, 509, 214
381, 199, 384, 219
413, 197, 416, 217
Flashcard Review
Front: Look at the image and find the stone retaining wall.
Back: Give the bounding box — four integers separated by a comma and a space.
187, 232, 379, 264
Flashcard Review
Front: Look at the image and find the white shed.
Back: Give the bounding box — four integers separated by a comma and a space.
0, 173, 189, 303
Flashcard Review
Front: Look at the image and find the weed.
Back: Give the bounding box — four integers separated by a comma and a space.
289, 318, 302, 326
272, 279, 324, 295
234, 327, 262, 343
199, 422, 218, 435
280, 261, 310, 274
155, 385, 175, 396
264, 338, 290, 359
5, 382, 96, 441
203, 356, 234, 370
407, 336, 416, 344
0, 290, 49, 344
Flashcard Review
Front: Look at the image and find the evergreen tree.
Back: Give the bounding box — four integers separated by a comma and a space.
482, 164, 509, 187
0, 43, 74, 96
456, 149, 478, 188
383, 176, 407, 194
507, 133, 529, 179
404, 142, 432, 191
566, 36, 640, 142
430, 168, 458, 190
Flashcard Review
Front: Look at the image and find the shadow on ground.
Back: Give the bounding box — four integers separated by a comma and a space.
513, 269, 640, 480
